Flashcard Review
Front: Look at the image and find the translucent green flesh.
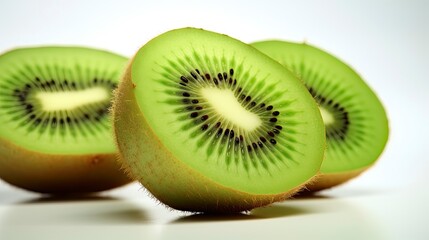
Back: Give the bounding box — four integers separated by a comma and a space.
252, 41, 389, 173
131, 28, 325, 194
0, 47, 127, 154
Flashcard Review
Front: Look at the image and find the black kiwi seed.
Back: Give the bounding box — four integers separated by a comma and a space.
201, 124, 208, 131
34, 118, 41, 125
224, 129, 230, 136
218, 73, 223, 80
270, 139, 277, 145
201, 115, 208, 121
180, 76, 189, 83
230, 130, 235, 138
217, 128, 223, 137
272, 111, 280, 116
190, 112, 198, 118
252, 142, 258, 149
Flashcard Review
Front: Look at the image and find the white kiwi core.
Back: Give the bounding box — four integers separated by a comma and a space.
201, 87, 261, 131
36, 87, 109, 112
319, 106, 335, 126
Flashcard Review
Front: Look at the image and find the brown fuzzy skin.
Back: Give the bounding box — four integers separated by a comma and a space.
0, 138, 132, 194
304, 167, 368, 192
112, 63, 314, 213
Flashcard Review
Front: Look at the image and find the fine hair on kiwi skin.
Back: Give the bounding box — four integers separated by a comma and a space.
251, 40, 389, 192
0, 46, 133, 194
113, 28, 326, 213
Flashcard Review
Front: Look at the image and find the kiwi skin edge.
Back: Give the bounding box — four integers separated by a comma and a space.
305, 167, 369, 192
0, 138, 131, 194
113, 63, 315, 213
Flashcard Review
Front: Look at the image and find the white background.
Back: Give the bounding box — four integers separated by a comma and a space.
0, 1, 428, 239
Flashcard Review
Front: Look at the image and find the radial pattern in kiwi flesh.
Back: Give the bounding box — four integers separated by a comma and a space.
0, 46, 132, 193
113, 28, 325, 212
252, 41, 389, 191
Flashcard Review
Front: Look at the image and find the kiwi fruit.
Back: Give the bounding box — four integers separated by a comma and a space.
113, 28, 325, 213
0, 46, 132, 194
251, 41, 389, 191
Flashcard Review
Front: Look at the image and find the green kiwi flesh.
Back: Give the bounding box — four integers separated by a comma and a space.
0, 46, 132, 193
252, 41, 389, 191
113, 28, 325, 212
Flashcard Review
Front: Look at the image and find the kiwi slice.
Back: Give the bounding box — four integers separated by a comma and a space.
113, 28, 325, 212
251, 41, 389, 191
0, 46, 132, 193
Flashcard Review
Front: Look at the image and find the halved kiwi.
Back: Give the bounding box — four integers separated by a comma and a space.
251, 41, 389, 191
0, 46, 132, 194
113, 28, 325, 212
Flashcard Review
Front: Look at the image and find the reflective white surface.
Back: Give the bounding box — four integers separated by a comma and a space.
0, 182, 428, 240
0, 0, 428, 239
